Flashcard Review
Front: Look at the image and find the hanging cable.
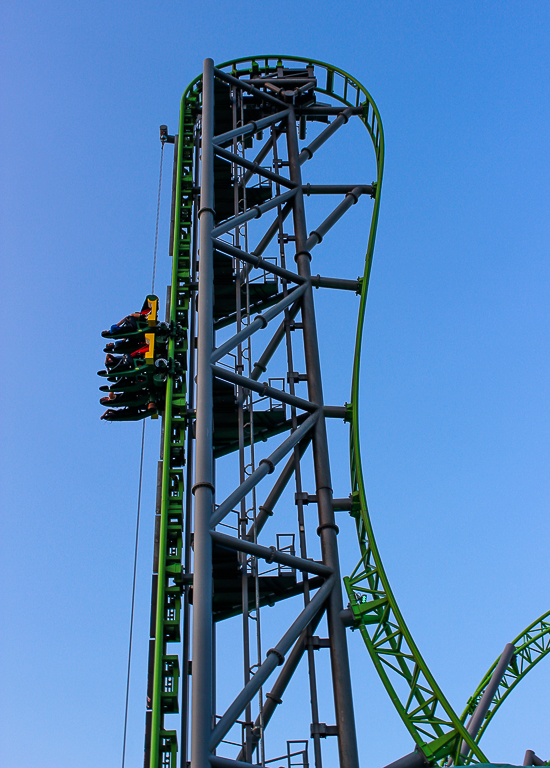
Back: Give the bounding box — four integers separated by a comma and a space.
122, 420, 146, 768
152, 140, 165, 294
122, 136, 165, 768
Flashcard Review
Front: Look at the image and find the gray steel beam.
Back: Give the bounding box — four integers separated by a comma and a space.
217, 201, 293, 296
311, 275, 360, 292
240, 131, 276, 188
212, 188, 297, 237
211, 282, 307, 363
211, 411, 319, 527
190, 57, 216, 768
286, 108, 360, 768
300, 494, 352, 510
247, 437, 311, 540
211, 531, 332, 577
213, 108, 290, 146
460, 642, 515, 756
234, 200, 295, 289
214, 287, 293, 332
209, 576, 335, 750
249, 201, 293, 258
211, 365, 317, 412
524, 750, 546, 766
236, 608, 325, 761
333, 497, 353, 511
213, 144, 297, 190
299, 107, 355, 165
303, 184, 373, 196
305, 188, 363, 251
214, 238, 306, 284
250, 302, 302, 381
339, 608, 354, 628
296, 106, 363, 116
213, 67, 288, 108
323, 406, 349, 419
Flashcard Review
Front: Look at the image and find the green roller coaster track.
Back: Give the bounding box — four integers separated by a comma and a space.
143, 55, 547, 768
460, 610, 550, 763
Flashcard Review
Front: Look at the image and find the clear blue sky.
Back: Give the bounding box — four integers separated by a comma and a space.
1, 2, 549, 767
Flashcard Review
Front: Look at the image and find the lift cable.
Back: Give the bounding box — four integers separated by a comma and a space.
122, 420, 146, 768
121, 136, 165, 768
151, 140, 165, 294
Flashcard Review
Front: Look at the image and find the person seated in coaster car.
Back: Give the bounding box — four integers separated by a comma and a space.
102, 297, 157, 338
99, 375, 148, 394
100, 389, 149, 407
103, 322, 168, 354
100, 400, 158, 421
104, 337, 142, 354
103, 338, 151, 373
102, 313, 145, 337
103, 353, 136, 374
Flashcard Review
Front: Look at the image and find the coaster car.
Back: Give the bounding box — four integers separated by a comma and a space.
98, 296, 174, 421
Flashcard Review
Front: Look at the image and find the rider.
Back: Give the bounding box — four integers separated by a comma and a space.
103, 298, 154, 337
100, 401, 158, 421
104, 338, 150, 371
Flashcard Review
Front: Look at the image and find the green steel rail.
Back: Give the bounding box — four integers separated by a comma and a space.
148, 79, 197, 768
459, 610, 550, 764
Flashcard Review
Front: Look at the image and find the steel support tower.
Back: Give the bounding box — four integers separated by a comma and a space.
145, 55, 380, 768
99, 55, 549, 768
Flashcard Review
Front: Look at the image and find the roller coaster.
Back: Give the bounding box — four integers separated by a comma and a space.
99, 56, 548, 768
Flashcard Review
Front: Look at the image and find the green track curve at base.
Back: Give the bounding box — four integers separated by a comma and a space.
460, 610, 550, 764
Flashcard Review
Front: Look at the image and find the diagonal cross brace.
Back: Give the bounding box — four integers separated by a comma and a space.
210, 411, 319, 527
212, 188, 297, 237
213, 107, 291, 146
211, 365, 317, 412
211, 530, 332, 577
211, 281, 308, 363
208, 575, 335, 750
213, 67, 289, 109
213, 145, 297, 191
305, 187, 364, 251
214, 238, 306, 285
299, 106, 356, 164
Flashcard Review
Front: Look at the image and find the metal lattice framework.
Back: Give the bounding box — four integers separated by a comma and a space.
145, 54, 391, 768
100, 54, 548, 768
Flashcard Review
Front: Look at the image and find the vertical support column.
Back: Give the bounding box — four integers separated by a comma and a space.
191, 57, 215, 768
286, 109, 360, 768
181, 130, 200, 768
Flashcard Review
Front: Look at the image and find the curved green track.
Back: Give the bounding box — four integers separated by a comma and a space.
460, 609, 550, 763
